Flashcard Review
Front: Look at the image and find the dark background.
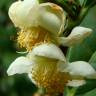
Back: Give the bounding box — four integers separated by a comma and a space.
0, 0, 37, 96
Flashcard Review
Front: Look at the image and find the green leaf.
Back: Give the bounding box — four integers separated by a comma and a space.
89, 51, 96, 69
67, 5, 96, 62
89, 51, 96, 63
76, 79, 96, 95
67, 42, 93, 62
75, 51, 96, 95
83, 88, 96, 96
83, 0, 96, 7
67, 6, 96, 95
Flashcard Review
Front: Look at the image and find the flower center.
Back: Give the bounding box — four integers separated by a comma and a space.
31, 56, 71, 94
17, 26, 51, 51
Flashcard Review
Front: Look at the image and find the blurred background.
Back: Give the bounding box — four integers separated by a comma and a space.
0, 0, 37, 96
0, 0, 96, 96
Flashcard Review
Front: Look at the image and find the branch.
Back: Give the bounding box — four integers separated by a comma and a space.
64, 7, 89, 36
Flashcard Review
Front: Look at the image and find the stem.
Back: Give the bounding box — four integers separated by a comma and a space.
38, 87, 46, 96
83, 0, 96, 7
38, 88, 63, 96
82, 0, 87, 7
56, 93, 63, 96
75, 0, 80, 5
89, 1, 96, 8
63, 0, 96, 37
66, 88, 77, 96
64, 6, 89, 36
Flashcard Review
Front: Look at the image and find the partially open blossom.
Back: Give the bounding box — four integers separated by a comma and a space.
8, 0, 92, 51
8, 0, 66, 51
58, 26, 92, 46
38, 3, 65, 36
7, 43, 96, 94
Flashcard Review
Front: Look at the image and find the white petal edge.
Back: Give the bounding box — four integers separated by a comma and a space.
38, 3, 66, 36
67, 80, 86, 87
28, 73, 37, 85
66, 61, 96, 77
28, 43, 66, 62
7, 56, 33, 76
8, 1, 22, 27
69, 26, 92, 37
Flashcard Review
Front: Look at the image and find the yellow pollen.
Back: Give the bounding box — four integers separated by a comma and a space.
30, 57, 71, 94
17, 27, 51, 51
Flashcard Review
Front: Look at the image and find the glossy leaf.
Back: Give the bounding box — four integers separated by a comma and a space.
67, 6, 96, 95
84, 0, 96, 7
67, 6, 96, 62
83, 88, 96, 96
76, 79, 96, 95
89, 51, 96, 69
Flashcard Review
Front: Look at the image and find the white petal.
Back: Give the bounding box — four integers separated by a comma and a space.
9, 0, 39, 28
69, 26, 92, 38
28, 43, 66, 62
67, 80, 86, 87
58, 26, 92, 46
8, 1, 22, 27
66, 61, 96, 77
28, 73, 37, 85
38, 3, 66, 36
7, 57, 33, 76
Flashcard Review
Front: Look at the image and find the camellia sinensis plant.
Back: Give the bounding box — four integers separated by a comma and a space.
7, 0, 96, 96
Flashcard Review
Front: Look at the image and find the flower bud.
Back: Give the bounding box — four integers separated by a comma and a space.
58, 26, 92, 46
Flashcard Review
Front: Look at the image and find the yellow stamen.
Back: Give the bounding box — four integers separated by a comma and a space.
17, 27, 51, 51
31, 56, 71, 94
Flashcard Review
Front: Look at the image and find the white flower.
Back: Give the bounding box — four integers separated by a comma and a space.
7, 43, 96, 94
58, 26, 92, 46
9, 0, 66, 51
8, 0, 92, 50
8, 0, 65, 35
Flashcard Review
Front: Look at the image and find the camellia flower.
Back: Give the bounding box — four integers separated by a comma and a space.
7, 43, 96, 94
8, 0, 92, 51
8, 0, 65, 51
